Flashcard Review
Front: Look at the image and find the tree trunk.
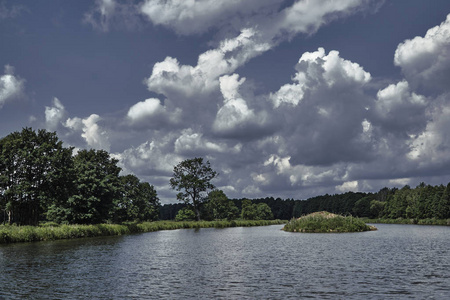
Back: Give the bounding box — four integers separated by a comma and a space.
195, 206, 201, 221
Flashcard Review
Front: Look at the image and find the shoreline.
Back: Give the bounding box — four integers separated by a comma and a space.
0, 219, 287, 244
362, 218, 450, 226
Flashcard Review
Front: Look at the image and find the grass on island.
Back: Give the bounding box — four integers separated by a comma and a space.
283, 211, 376, 233
0, 219, 287, 244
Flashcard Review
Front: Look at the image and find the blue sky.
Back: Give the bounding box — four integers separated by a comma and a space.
2, 0, 450, 203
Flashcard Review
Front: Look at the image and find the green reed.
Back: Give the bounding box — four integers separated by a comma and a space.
0, 219, 287, 244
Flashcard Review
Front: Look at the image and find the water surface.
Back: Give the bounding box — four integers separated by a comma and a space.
0, 224, 449, 299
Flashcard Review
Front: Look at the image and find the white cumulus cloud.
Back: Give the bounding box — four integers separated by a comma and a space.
127, 97, 181, 127
213, 74, 270, 138
394, 13, 450, 92
0, 65, 25, 109
45, 97, 67, 131
65, 114, 111, 151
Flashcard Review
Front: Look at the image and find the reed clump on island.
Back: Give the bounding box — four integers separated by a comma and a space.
283, 211, 376, 233
0, 219, 286, 244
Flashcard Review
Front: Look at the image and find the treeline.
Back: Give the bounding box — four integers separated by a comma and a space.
0, 128, 160, 225
162, 190, 274, 222
160, 185, 450, 221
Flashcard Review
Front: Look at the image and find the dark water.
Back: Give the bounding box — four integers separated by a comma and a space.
0, 224, 449, 299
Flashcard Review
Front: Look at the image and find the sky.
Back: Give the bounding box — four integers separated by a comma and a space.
2, 0, 450, 203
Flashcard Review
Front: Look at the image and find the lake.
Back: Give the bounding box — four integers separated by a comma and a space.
0, 224, 449, 299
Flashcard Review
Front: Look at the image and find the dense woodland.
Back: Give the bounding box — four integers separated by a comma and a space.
161, 185, 450, 221
0, 128, 160, 225
1, 128, 449, 226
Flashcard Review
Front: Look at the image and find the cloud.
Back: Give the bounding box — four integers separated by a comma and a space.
83, 0, 142, 32
143, 1, 372, 124
71, 1, 450, 202
65, 114, 111, 151
140, 0, 368, 39
126, 97, 182, 128
145, 28, 271, 99
213, 74, 272, 138
0, 65, 25, 109
0, 1, 27, 20
394, 14, 450, 93
407, 93, 450, 170
45, 97, 67, 131
140, 0, 283, 35
372, 80, 427, 137
269, 48, 373, 166
270, 47, 371, 108
268, 0, 365, 40
116, 134, 182, 177
174, 128, 242, 156
335, 180, 359, 193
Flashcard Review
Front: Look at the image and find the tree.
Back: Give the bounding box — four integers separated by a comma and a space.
369, 200, 385, 218
241, 200, 273, 220
205, 190, 239, 220
256, 203, 274, 220
175, 207, 196, 221
241, 199, 257, 220
0, 128, 73, 225
352, 196, 372, 217
51, 149, 122, 224
169, 157, 217, 221
113, 174, 160, 223
436, 183, 450, 219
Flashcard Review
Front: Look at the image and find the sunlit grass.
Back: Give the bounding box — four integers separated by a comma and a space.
0, 219, 287, 244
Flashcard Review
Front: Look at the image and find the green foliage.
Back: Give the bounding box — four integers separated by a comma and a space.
49, 149, 122, 224
204, 190, 239, 220
241, 199, 274, 220
0, 220, 287, 244
352, 196, 372, 217
175, 207, 196, 221
436, 183, 450, 219
169, 157, 217, 221
0, 128, 74, 225
283, 212, 374, 233
292, 192, 367, 218
0, 128, 160, 226
369, 200, 385, 218
113, 175, 160, 223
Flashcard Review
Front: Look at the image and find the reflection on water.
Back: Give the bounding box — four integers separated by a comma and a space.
0, 224, 449, 299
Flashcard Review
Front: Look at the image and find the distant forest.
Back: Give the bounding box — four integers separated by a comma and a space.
160, 183, 450, 221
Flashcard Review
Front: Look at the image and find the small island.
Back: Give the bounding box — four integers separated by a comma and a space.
283, 211, 377, 233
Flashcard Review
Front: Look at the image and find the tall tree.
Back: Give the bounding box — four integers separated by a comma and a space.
205, 190, 239, 220
0, 128, 73, 225
54, 149, 122, 224
113, 174, 160, 223
170, 157, 217, 221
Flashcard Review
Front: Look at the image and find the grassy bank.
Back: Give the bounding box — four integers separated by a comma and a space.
361, 218, 450, 226
0, 219, 286, 244
283, 211, 375, 233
